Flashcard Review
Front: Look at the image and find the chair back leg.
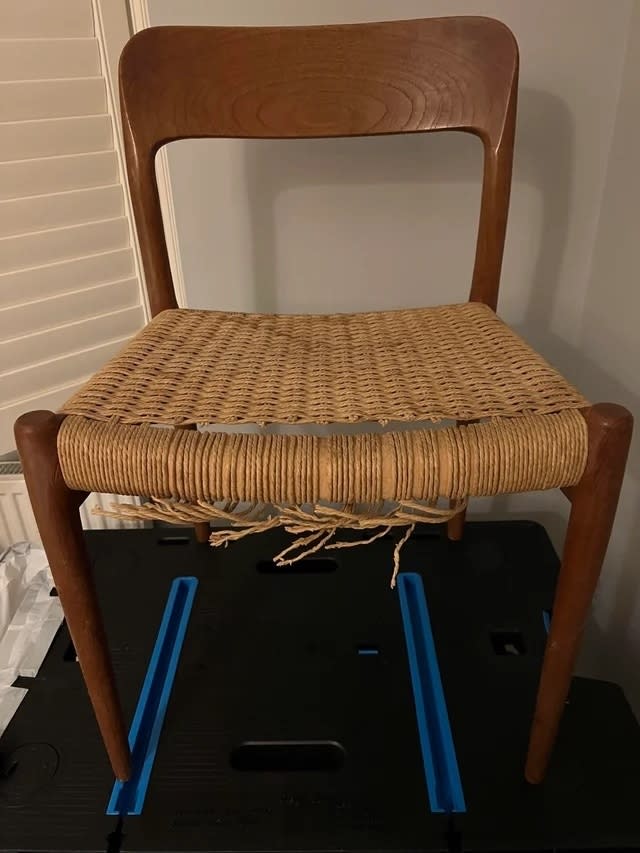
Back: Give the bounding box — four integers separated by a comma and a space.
447, 502, 467, 540
194, 521, 211, 543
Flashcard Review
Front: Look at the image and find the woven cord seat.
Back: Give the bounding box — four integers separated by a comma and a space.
14, 19, 633, 789
61, 302, 587, 427
58, 303, 590, 577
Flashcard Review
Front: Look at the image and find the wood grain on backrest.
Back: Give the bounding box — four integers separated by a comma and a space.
119, 18, 518, 316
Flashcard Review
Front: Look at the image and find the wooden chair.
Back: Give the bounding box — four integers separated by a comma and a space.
14, 18, 632, 785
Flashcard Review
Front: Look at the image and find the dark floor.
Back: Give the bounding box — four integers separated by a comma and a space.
1, 522, 639, 852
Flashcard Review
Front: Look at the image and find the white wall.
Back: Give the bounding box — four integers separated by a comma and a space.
148, 1, 639, 705
572, 1, 640, 710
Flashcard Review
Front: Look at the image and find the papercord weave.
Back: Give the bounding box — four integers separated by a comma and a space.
61, 303, 587, 427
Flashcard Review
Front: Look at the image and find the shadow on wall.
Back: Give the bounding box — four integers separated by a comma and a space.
241, 83, 640, 709
243, 130, 482, 313
241, 87, 574, 328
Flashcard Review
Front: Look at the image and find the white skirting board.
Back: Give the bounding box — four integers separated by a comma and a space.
0, 461, 146, 550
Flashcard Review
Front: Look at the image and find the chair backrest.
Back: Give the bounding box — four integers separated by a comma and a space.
119, 18, 518, 316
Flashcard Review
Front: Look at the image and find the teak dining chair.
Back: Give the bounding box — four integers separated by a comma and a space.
15, 18, 632, 786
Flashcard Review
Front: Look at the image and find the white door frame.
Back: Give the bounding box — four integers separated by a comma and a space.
90, 0, 150, 319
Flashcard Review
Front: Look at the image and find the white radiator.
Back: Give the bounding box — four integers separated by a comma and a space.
0, 461, 146, 549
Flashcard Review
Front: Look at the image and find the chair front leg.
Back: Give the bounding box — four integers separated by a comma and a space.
525, 403, 633, 783
14, 411, 132, 781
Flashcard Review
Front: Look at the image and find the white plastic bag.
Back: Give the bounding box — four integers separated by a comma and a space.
0, 543, 63, 737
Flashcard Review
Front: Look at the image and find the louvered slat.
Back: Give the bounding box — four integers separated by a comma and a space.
0, 337, 133, 404
0, 248, 135, 306
0, 0, 93, 39
0, 151, 119, 201
0, 78, 106, 122
2, 306, 145, 374
0, 185, 123, 238
2, 278, 139, 338
0, 115, 112, 161
0, 218, 130, 275
0, 38, 100, 81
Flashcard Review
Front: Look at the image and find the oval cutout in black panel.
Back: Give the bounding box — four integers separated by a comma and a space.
230, 740, 345, 771
257, 558, 337, 574
158, 536, 190, 546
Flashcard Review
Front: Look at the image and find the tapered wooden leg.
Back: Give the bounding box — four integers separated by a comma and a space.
194, 522, 210, 543
447, 502, 467, 541
14, 411, 131, 781
525, 403, 633, 783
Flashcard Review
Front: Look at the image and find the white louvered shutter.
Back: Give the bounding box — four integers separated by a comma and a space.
0, 0, 147, 454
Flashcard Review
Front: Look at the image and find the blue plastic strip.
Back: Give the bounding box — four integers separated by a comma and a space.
107, 576, 198, 816
542, 609, 551, 634
397, 573, 466, 814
